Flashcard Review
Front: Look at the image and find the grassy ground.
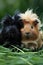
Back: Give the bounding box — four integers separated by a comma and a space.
0, 46, 43, 65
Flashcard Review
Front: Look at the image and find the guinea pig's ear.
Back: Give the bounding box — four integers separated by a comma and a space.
13, 10, 24, 29
12, 10, 20, 20
1, 14, 13, 27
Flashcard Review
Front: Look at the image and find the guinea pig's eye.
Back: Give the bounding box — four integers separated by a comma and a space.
33, 20, 39, 26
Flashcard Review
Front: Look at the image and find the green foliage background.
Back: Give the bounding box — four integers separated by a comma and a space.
0, 0, 43, 22
0, 0, 43, 65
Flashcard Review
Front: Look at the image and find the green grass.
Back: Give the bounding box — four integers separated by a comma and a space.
0, 46, 43, 65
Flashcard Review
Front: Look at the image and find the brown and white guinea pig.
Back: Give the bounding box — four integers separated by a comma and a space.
18, 9, 43, 51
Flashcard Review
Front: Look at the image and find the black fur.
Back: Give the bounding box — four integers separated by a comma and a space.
13, 11, 24, 30
0, 12, 23, 49
1, 14, 14, 27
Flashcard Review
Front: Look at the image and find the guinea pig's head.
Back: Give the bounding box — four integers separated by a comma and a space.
18, 9, 41, 41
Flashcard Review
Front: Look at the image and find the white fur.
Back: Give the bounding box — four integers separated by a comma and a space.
18, 9, 41, 29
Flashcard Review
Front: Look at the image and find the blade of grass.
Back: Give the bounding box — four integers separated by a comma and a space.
11, 45, 24, 53
21, 57, 33, 65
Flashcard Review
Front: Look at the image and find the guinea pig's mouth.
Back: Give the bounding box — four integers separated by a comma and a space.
26, 35, 34, 39
23, 33, 38, 41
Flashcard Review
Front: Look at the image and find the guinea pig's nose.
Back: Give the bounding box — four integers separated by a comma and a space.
25, 32, 30, 39
31, 26, 33, 29
25, 32, 30, 36
26, 32, 30, 35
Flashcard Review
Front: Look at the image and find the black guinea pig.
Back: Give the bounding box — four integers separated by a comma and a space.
0, 12, 24, 49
